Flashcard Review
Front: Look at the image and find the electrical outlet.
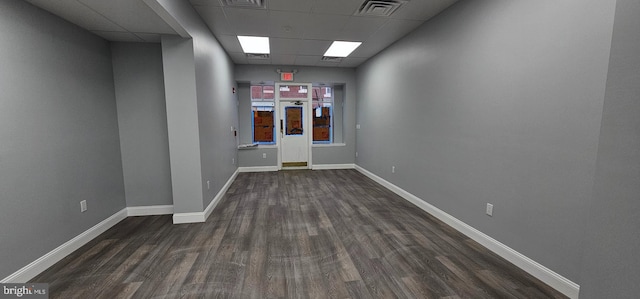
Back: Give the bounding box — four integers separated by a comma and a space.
356, 124, 361, 129
486, 203, 494, 217
262, 153, 267, 159
392, 166, 396, 173
80, 200, 87, 213
207, 180, 210, 190
232, 158, 235, 165
355, 151, 358, 157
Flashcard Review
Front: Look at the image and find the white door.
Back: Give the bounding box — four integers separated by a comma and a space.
277, 83, 312, 169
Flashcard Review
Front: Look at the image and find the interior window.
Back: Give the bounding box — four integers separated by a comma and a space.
251, 85, 275, 144
312, 86, 333, 143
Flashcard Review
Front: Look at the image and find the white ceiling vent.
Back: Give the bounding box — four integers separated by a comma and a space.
354, 0, 407, 17
222, 0, 266, 9
321, 56, 343, 63
246, 53, 270, 59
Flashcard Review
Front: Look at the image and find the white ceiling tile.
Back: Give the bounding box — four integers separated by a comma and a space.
247, 58, 273, 64
349, 37, 392, 58
228, 52, 248, 64
391, 0, 459, 21
311, 0, 362, 16
78, 0, 175, 34
92, 31, 144, 42
270, 54, 297, 65
337, 16, 389, 41
269, 0, 313, 12
24, 0, 123, 32
268, 11, 309, 39
194, 6, 236, 36
317, 62, 341, 67
371, 18, 424, 41
297, 40, 333, 56
189, 0, 223, 7
270, 38, 302, 55
134, 33, 162, 43
301, 14, 349, 40
216, 34, 244, 53
339, 57, 368, 67
294, 55, 321, 66
224, 7, 270, 36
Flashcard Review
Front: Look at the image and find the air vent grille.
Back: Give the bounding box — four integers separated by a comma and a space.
321, 56, 343, 63
246, 53, 270, 59
222, 0, 266, 9
354, 0, 407, 17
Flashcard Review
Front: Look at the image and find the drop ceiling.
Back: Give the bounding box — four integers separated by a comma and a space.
24, 0, 459, 67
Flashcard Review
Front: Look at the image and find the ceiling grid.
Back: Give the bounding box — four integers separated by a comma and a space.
24, 0, 460, 67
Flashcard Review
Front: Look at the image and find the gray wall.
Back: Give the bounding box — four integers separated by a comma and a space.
152, 0, 238, 212
160, 36, 204, 213
0, 0, 126, 279
111, 42, 172, 207
235, 65, 356, 166
578, 0, 640, 297
356, 0, 616, 283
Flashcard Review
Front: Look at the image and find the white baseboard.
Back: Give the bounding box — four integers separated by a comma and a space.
312, 163, 356, 170
1, 208, 128, 283
238, 166, 278, 172
203, 169, 238, 221
354, 165, 580, 299
173, 169, 239, 224
127, 205, 174, 216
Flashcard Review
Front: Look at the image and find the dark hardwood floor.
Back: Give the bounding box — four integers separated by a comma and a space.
32, 169, 567, 298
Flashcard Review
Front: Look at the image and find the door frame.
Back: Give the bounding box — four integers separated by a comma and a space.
276, 82, 313, 170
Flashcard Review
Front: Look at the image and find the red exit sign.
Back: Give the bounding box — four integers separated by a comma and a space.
281, 72, 294, 81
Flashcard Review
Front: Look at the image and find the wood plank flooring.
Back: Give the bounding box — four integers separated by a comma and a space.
32, 169, 567, 298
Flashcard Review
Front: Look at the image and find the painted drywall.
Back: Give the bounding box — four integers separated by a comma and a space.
160, 36, 204, 213
151, 0, 238, 212
0, 0, 126, 279
237, 83, 254, 146
238, 148, 279, 168
356, 0, 615, 282
578, 0, 640, 297
111, 42, 172, 207
235, 65, 356, 166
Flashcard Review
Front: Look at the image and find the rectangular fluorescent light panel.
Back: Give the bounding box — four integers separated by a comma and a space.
323, 41, 362, 57
237, 36, 270, 54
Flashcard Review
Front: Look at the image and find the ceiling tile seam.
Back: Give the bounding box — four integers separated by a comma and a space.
220, 6, 238, 36
267, 9, 312, 36
356, 17, 395, 44
347, 17, 392, 43
192, 6, 225, 37
74, 0, 129, 33
90, 30, 145, 39
132, 32, 156, 42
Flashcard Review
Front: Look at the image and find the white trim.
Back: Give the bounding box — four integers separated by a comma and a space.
257, 145, 278, 149
1, 208, 128, 283
203, 169, 238, 221
172, 212, 205, 224
238, 166, 279, 172
276, 83, 313, 170
312, 163, 355, 170
280, 166, 308, 170
312, 143, 346, 147
127, 205, 174, 216
354, 165, 580, 299
172, 169, 239, 224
